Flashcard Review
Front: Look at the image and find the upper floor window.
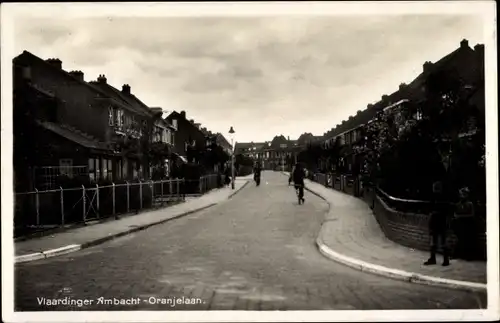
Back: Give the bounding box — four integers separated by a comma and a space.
115, 109, 123, 127
172, 119, 178, 130
108, 107, 114, 126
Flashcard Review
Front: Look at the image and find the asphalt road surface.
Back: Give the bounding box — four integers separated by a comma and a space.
15, 171, 486, 311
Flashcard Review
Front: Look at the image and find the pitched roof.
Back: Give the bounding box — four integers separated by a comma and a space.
14, 50, 109, 99
89, 81, 151, 117
322, 42, 480, 142
37, 120, 110, 151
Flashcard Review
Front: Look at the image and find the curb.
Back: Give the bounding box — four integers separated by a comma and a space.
281, 171, 487, 292
228, 180, 250, 199
15, 183, 252, 264
316, 234, 487, 292
15, 203, 217, 264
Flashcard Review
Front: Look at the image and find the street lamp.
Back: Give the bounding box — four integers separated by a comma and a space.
229, 126, 235, 190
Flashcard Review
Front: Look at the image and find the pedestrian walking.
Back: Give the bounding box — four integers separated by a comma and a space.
424, 181, 451, 266
452, 187, 476, 260
224, 165, 231, 186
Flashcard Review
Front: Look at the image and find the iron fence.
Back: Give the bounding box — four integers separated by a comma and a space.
14, 174, 223, 237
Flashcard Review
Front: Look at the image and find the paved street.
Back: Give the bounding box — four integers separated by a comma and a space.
15, 172, 485, 311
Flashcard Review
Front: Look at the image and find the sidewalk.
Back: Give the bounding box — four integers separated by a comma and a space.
15, 178, 251, 263
282, 172, 487, 291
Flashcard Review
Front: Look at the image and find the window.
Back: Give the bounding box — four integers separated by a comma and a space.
108, 107, 114, 126
117, 159, 122, 179
88, 158, 96, 182
95, 158, 101, 180
123, 158, 128, 179
59, 159, 73, 177
102, 159, 108, 180
172, 119, 178, 130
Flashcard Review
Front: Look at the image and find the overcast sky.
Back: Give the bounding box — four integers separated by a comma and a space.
12, 13, 484, 143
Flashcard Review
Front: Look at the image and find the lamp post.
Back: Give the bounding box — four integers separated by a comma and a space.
229, 126, 235, 190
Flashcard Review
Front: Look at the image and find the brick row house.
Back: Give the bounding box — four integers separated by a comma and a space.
234, 133, 319, 171
164, 110, 232, 175
13, 51, 177, 191
316, 39, 485, 178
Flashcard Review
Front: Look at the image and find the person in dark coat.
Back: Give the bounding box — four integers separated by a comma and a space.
424, 181, 451, 266
293, 163, 306, 204
452, 187, 476, 260
224, 164, 231, 186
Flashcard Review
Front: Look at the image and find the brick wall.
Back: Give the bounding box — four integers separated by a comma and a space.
316, 174, 487, 260
369, 189, 486, 260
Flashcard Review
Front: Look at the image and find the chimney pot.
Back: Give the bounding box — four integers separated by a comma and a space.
69, 70, 84, 82
423, 61, 433, 72
46, 58, 62, 69
122, 84, 131, 95
460, 39, 469, 49
180, 111, 186, 118
399, 83, 407, 90
97, 74, 107, 84
190, 119, 194, 124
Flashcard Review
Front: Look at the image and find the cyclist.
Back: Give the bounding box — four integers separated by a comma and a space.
292, 162, 306, 204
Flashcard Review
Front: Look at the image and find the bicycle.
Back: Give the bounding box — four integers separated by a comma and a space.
293, 183, 305, 205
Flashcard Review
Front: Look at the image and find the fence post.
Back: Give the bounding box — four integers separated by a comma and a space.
139, 180, 143, 210
82, 185, 86, 223
176, 179, 180, 201
60, 186, 64, 226
112, 183, 116, 219
96, 184, 100, 218
169, 179, 173, 198
150, 180, 154, 208
34, 189, 40, 226
161, 180, 164, 206
126, 181, 130, 213
199, 176, 203, 194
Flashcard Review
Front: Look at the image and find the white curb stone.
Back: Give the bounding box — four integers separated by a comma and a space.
42, 244, 82, 258
15, 252, 45, 263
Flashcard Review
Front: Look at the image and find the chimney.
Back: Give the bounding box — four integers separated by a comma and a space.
367, 104, 374, 109
45, 58, 62, 69
460, 39, 469, 49
122, 84, 131, 95
423, 61, 433, 73
180, 111, 186, 118
190, 119, 194, 124
399, 83, 407, 90
97, 74, 107, 84
356, 110, 362, 115
474, 44, 484, 57
194, 123, 201, 129
69, 70, 84, 82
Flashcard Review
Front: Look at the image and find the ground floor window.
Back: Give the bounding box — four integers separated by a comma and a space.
88, 158, 98, 182
117, 159, 123, 179
59, 159, 73, 177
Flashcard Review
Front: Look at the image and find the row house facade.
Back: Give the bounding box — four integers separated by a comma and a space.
13, 50, 176, 191
316, 39, 485, 176
164, 111, 231, 173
